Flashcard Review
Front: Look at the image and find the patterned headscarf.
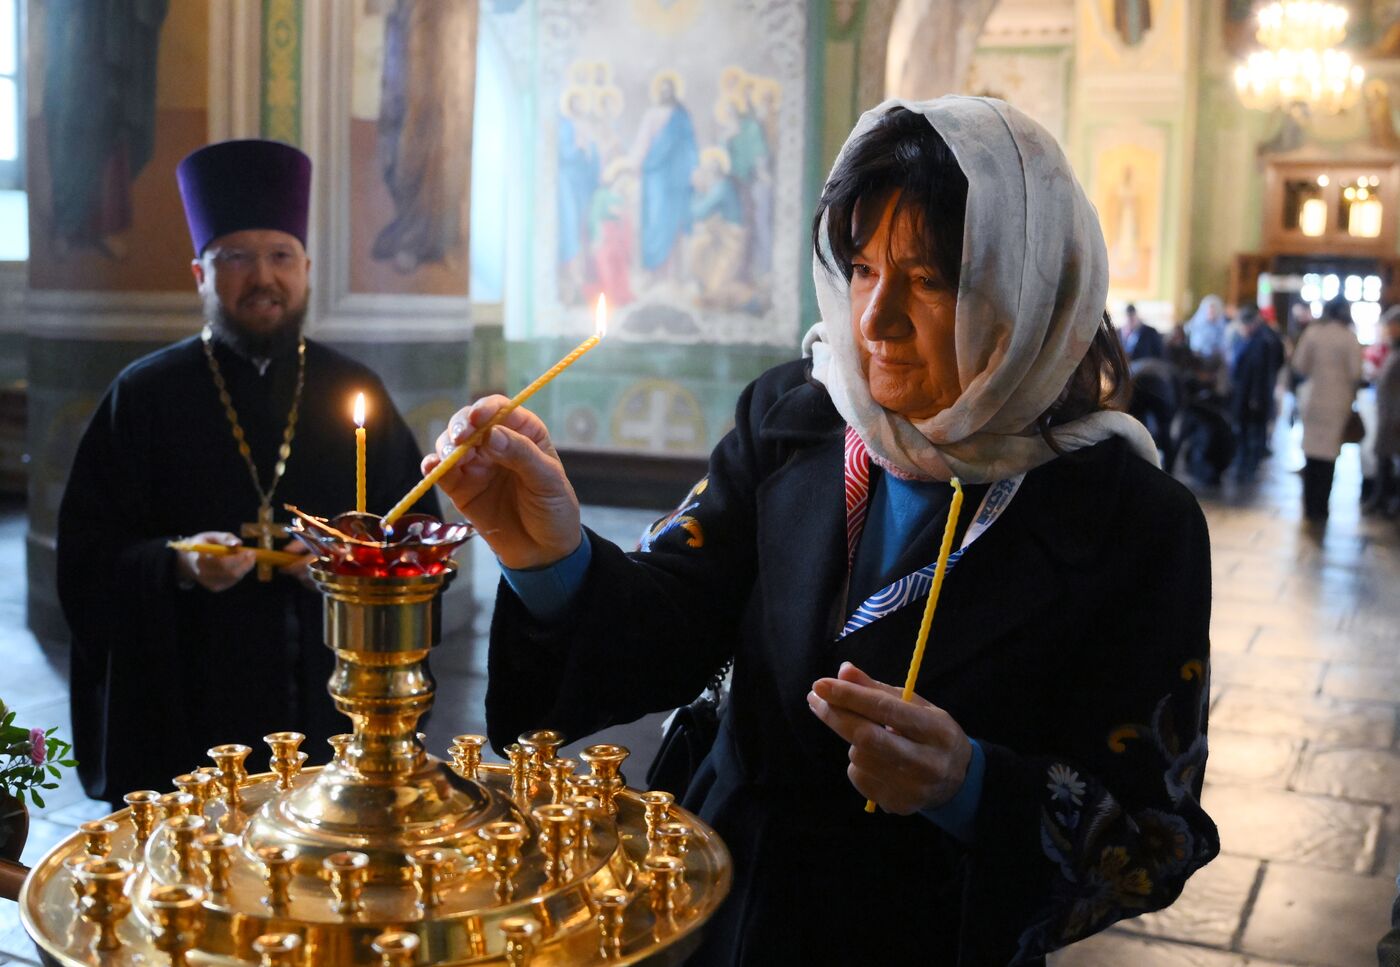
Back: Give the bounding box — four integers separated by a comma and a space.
804, 96, 1158, 483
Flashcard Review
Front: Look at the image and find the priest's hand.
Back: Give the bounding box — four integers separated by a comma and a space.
173, 531, 256, 593
424, 396, 582, 570
807, 662, 972, 815
278, 538, 317, 589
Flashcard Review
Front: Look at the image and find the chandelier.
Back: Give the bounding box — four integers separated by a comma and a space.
1234, 1, 1365, 115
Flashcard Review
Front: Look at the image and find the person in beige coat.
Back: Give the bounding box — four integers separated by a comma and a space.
1291, 298, 1363, 522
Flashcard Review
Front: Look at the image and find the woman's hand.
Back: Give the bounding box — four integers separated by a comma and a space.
808, 662, 972, 814
424, 396, 582, 570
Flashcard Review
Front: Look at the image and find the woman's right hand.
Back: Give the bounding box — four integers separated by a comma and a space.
425, 396, 582, 570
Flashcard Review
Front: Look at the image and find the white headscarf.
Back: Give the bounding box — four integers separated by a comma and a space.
805, 96, 1159, 483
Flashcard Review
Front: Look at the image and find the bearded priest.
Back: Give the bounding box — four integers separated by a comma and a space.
56, 139, 439, 809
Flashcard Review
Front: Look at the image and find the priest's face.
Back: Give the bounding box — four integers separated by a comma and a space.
192, 229, 311, 356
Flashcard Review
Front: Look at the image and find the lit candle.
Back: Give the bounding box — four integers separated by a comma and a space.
865, 477, 963, 814
382, 294, 609, 527
354, 393, 367, 514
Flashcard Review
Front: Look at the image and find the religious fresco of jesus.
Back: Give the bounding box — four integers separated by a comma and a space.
531, 0, 803, 350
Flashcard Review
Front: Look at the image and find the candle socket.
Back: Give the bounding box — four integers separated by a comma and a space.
167, 814, 208, 882
501, 916, 540, 967
258, 845, 296, 910
158, 792, 195, 826
123, 790, 161, 846
148, 883, 205, 967
450, 734, 485, 780
410, 848, 449, 909
566, 793, 600, 859
74, 857, 133, 952
79, 819, 119, 857
640, 790, 675, 845
372, 929, 419, 967
544, 757, 577, 804
646, 853, 684, 924
253, 932, 303, 967
324, 850, 370, 917
579, 744, 629, 815
208, 743, 252, 810
506, 743, 532, 799
595, 888, 628, 959
199, 832, 238, 894
518, 729, 564, 781
265, 731, 308, 790
478, 821, 526, 904
532, 804, 576, 885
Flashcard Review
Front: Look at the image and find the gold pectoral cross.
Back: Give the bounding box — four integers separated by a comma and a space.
241, 504, 282, 582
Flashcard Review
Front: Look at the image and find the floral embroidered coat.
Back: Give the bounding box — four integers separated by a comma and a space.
486, 360, 1219, 966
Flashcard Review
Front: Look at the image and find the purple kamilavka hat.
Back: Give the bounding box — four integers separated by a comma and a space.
176, 139, 312, 255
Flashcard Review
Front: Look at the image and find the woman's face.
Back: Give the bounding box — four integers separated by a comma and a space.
848, 193, 959, 421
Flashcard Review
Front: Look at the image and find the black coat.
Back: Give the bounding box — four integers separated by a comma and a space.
57, 336, 438, 804
488, 360, 1218, 966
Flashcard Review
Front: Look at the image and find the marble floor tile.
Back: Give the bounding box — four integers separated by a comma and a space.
1322, 662, 1400, 704
1208, 686, 1396, 749
1292, 746, 1400, 804
1239, 862, 1397, 967
1209, 620, 1259, 656
1118, 854, 1261, 948
1051, 930, 1287, 966
1210, 652, 1326, 696
1203, 732, 1300, 789
1204, 784, 1382, 873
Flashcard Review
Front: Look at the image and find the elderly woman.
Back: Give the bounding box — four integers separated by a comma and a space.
428, 99, 1217, 966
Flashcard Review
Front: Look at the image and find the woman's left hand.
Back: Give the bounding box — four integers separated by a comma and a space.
808, 662, 972, 814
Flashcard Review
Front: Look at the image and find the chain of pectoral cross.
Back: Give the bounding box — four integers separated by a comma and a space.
202, 327, 307, 581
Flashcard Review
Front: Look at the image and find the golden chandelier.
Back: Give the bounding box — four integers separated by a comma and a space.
1234, 1, 1365, 115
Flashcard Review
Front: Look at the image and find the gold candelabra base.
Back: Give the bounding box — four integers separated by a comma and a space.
19, 562, 731, 965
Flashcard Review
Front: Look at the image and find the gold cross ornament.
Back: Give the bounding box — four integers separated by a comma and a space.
241, 504, 282, 582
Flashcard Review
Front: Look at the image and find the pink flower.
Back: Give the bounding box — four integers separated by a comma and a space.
28, 728, 45, 765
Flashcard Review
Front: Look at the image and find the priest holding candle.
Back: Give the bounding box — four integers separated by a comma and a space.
424, 98, 1217, 965
56, 139, 437, 808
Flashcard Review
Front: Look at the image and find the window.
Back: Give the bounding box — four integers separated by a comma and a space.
0, 0, 24, 262
0, 0, 19, 189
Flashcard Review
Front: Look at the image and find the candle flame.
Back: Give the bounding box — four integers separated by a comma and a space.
594, 293, 608, 339
353, 392, 366, 427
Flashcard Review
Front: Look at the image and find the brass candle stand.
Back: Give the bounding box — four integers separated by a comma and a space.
20, 522, 731, 965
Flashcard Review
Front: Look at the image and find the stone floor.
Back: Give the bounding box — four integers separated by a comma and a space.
2, 419, 1399, 965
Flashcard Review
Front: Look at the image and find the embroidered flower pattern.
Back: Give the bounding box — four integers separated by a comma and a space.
1046, 764, 1086, 805
1016, 661, 1219, 960
639, 478, 708, 552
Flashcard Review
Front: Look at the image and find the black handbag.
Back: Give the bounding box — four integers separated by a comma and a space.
1344, 407, 1366, 445
644, 660, 731, 799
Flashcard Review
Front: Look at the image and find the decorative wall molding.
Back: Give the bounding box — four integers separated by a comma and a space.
208, 0, 264, 141
262, 0, 303, 144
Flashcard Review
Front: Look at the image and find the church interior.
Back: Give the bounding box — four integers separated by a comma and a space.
2, 0, 1400, 964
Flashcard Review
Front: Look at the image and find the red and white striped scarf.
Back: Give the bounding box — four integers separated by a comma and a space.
844, 426, 871, 570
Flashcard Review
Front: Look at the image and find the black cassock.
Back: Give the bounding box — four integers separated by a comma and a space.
57, 335, 440, 805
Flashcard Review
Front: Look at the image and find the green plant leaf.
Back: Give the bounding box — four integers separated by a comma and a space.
30, 790, 44, 808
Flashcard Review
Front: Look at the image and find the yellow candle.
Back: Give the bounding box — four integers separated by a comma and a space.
166, 540, 303, 568
382, 294, 609, 527
865, 477, 963, 814
354, 393, 367, 514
